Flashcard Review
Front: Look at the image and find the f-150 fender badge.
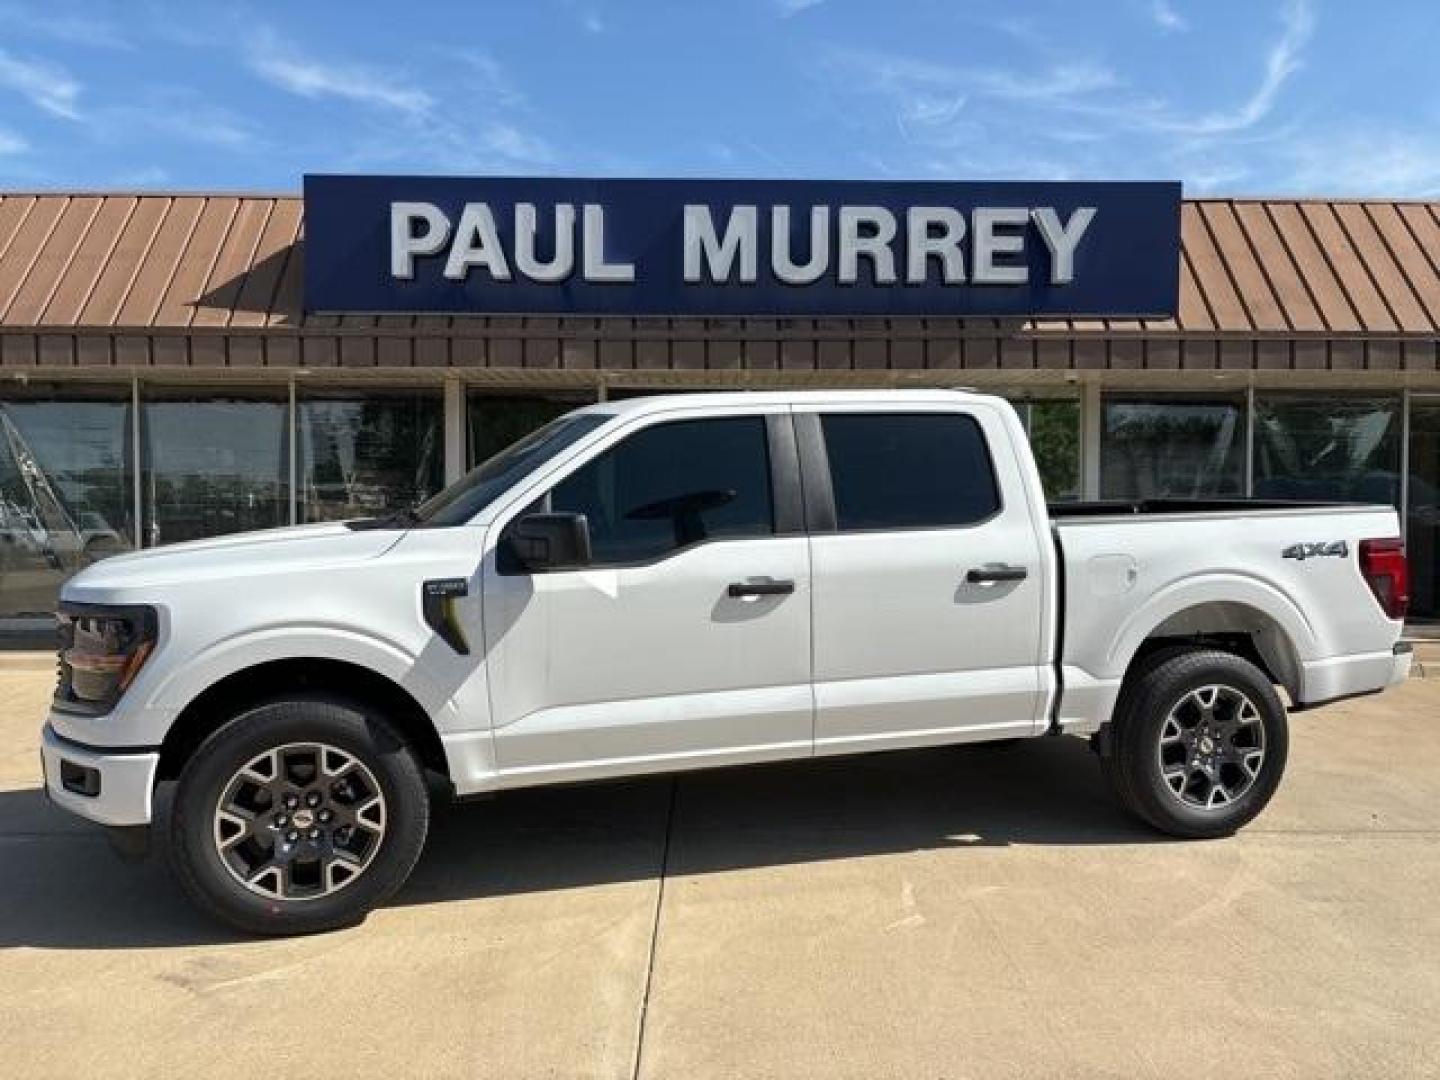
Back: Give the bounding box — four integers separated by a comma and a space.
1282, 541, 1349, 560
422, 577, 470, 655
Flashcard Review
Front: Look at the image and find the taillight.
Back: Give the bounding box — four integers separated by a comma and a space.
1359, 538, 1409, 620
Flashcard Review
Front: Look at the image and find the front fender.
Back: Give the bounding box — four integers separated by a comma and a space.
54, 624, 483, 750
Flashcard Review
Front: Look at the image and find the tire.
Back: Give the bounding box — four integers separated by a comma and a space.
1100, 648, 1288, 839
169, 695, 430, 935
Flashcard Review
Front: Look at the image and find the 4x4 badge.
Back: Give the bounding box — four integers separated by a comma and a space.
1282, 541, 1348, 560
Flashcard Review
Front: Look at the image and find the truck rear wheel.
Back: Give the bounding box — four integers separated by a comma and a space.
1100, 648, 1288, 839
168, 696, 430, 935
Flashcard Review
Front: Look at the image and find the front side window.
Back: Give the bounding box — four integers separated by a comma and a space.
821, 412, 1000, 530
549, 416, 773, 565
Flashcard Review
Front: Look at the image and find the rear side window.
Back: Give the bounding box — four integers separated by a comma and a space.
821, 412, 1000, 530
550, 416, 773, 564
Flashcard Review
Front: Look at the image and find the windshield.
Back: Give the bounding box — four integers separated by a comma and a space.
412, 412, 611, 527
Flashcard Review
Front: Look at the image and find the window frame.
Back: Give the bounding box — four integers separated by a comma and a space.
796, 409, 1005, 535
498, 410, 803, 574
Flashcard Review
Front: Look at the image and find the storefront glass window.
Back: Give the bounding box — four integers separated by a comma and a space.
1252, 395, 1400, 504
141, 388, 289, 547
1014, 399, 1080, 501
299, 388, 443, 521
0, 385, 134, 616
1407, 399, 1440, 620
1101, 395, 1245, 500
468, 392, 594, 468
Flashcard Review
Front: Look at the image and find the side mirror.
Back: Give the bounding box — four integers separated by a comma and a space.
507, 512, 592, 572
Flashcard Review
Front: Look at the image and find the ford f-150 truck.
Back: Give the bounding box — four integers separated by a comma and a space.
41, 390, 1412, 934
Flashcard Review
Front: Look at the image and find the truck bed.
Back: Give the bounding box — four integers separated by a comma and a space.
1048, 497, 1351, 518
1046, 499, 1406, 736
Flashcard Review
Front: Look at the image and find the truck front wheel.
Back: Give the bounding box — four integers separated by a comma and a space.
168, 696, 430, 935
1100, 648, 1289, 839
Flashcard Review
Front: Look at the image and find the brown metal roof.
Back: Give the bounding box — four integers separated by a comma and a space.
0, 192, 1438, 336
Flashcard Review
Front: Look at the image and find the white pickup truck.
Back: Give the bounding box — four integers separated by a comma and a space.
41, 390, 1412, 934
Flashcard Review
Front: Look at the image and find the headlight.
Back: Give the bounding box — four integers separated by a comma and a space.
54, 603, 158, 715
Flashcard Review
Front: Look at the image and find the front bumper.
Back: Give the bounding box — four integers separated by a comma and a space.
40, 724, 159, 827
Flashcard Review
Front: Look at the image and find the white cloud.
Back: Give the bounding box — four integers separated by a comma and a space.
96, 100, 258, 150
827, 47, 1116, 107
1185, 163, 1250, 192
247, 30, 432, 115
0, 129, 27, 154
807, 0, 1340, 193
776, 0, 824, 15
1149, 0, 1312, 135
242, 29, 559, 172
109, 165, 171, 187
583, 12, 604, 33
0, 49, 82, 120
453, 50, 528, 109
973, 62, 1118, 102
1281, 128, 1440, 196
1150, 0, 1188, 33
0, 4, 132, 50
482, 123, 555, 165
901, 94, 967, 129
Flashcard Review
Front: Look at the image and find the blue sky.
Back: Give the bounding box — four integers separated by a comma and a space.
0, 0, 1438, 195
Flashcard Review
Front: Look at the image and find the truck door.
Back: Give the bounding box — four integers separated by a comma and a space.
482, 406, 812, 783
801, 403, 1051, 752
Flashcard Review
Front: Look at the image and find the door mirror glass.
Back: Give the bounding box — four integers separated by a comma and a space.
507, 511, 592, 572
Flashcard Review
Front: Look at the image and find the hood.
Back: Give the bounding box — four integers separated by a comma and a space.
61, 521, 407, 599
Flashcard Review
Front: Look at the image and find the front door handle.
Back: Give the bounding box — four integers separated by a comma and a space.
966, 565, 1028, 583
727, 577, 796, 598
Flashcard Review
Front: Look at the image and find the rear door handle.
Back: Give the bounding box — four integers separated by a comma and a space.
727, 577, 796, 598
966, 565, 1028, 583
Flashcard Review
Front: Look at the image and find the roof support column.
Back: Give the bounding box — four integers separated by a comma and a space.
1080, 378, 1102, 500
444, 375, 465, 484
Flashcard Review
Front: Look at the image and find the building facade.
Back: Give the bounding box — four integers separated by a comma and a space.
3, 191, 1440, 619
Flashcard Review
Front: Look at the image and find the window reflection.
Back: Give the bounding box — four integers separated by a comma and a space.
299, 389, 443, 521
0, 386, 134, 616
1013, 399, 1080, 501
141, 389, 289, 546
1253, 396, 1400, 504
468, 393, 593, 469
1407, 401, 1440, 619
1102, 396, 1245, 499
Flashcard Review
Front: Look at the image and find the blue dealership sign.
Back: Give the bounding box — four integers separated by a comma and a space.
304, 175, 1181, 318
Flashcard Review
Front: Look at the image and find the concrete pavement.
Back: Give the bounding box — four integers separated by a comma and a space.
1, 667, 1438, 1079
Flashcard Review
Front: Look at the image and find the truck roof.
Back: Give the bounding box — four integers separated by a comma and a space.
583, 387, 998, 417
